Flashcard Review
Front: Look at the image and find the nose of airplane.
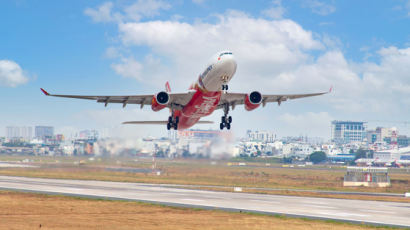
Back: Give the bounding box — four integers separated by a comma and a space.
219, 54, 237, 74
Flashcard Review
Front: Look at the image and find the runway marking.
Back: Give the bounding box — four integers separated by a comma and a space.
181, 199, 204, 202
250, 199, 280, 204
160, 192, 187, 196
0, 176, 409, 228
366, 210, 396, 214
304, 204, 336, 209
302, 201, 327, 205
317, 212, 369, 217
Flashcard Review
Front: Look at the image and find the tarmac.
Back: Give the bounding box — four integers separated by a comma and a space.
0, 175, 409, 228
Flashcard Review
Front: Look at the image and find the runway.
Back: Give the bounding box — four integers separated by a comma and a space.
0, 176, 408, 228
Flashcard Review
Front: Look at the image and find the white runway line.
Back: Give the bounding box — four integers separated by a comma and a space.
0, 175, 408, 228
181, 198, 205, 202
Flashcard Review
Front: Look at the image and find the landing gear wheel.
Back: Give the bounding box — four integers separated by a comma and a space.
167, 114, 180, 130
226, 123, 231, 130
220, 103, 232, 130
220, 123, 224, 130
225, 85, 229, 90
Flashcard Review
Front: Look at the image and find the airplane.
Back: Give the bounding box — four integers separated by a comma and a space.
41, 51, 331, 130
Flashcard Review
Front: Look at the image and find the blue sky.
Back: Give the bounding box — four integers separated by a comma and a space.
1, 0, 410, 139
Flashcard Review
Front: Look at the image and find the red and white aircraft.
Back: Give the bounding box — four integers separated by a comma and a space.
41, 51, 330, 130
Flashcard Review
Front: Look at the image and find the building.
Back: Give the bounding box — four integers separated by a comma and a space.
397, 135, 409, 147
178, 129, 221, 140
35, 126, 54, 140
366, 130, 379, 144
376, 127, 397, 142
78, 130, 98, 141
293, 144, 314, 157
247, 130, 275, 143
328, 154, 355, 162
344, 167, 390, 187
331, 121, 366, 144
6, 126, 32, 141
374, 147, 410, 162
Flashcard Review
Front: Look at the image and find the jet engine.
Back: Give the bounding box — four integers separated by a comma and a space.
151, 91, 170, 111
244, 91, 262, 111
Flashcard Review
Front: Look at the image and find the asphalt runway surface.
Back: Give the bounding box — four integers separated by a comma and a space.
0, 176, 409, 228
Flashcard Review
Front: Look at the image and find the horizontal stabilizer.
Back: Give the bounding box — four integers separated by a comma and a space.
122, 121, 214, 125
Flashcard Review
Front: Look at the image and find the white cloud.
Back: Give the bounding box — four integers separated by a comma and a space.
304, 0, 336, 16
111, 54, 170, 83
262, 0, 286, 19
124, 0, 171, 21
84, 0, 171, 23
111, 57, 143, 80
0, 60, 29, 87
84, 2, 119, 23
104, 46, 121, 59
114, 11, 325, 92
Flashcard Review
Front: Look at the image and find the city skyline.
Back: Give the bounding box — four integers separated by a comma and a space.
1, 1, 410, 138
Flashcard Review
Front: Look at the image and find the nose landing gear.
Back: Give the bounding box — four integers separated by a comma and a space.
222, 84, 229, 91
220, 104, 232, 130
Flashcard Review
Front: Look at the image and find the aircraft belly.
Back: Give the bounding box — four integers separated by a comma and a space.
179, 90, 221, 129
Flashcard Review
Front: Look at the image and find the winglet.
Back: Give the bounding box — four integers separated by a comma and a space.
328, 86, 333, 93
165, 81, 171, 93
40, 88, 50, 96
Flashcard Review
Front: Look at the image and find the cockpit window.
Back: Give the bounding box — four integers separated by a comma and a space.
219, 52, 233, 57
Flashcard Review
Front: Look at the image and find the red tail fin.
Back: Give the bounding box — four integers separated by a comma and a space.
165, 81, 171, 93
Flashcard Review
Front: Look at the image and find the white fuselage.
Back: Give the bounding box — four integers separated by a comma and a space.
197, 51, 237, 92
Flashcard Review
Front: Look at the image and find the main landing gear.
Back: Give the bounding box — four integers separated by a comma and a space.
220, 104, 232, 130
167, 115, 179, 130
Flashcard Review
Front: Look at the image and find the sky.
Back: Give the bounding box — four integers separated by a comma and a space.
1, 0, 410, 139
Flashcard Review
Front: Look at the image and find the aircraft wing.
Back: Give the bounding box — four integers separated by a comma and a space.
217, 88, 331, 109
40, 88, 193, 109
122, 120, 214, 125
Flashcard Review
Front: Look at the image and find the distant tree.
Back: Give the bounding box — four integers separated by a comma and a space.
368, 150, 374, 158
155, 150, 165, 158
308, 151, 327, 164
182, 150, 191, 158
282, 157, 293, 164
354, 148, 367, 160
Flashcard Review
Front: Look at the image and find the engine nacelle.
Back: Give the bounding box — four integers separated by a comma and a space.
151, 91, 170, 111
244, 91, 262, 111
